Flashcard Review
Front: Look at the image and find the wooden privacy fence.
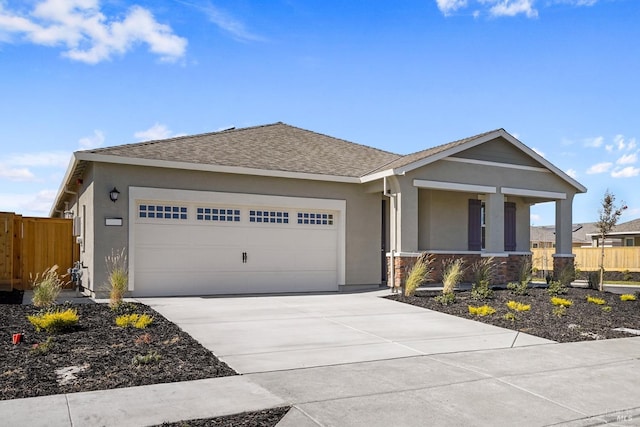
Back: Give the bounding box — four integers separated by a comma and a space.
0, 212, 78, 291
532, 247, 640, 272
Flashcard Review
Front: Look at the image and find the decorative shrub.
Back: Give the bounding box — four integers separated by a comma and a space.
132, 350, 161, 366
404, 253, 434, 297
442, 258, 466, 294
115, 313, 153, 329
468, 305, 496, 316
27, 308, 79, 333
31, 265, 67, 308
550, 297, 573, 307
30, 337, 54, 355
503, 312, 517, 321
506, 301, 531, 312
553, 305, 567, 317
602, 306, 612, 313
471, 257, 495, 300
507, 281, 529, 296
106, 248, 128, 308
546, 280, 567, 296
434, 291, 456, 305
620, 294, 637, 301
586, 295, 606, 305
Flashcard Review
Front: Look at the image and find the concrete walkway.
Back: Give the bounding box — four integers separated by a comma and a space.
2, 290, 640, 426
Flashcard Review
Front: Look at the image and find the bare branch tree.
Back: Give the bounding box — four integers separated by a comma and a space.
596, 190, 627, 291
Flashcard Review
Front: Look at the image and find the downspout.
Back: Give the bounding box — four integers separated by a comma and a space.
383, 176, 397, 292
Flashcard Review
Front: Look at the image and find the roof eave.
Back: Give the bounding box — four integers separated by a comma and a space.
76, 153, 362, 184
49, 154, 79, 217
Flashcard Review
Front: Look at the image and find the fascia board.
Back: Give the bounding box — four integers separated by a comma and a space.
394, 131, 503, 175
78, 153, 361, 184
359, 169, 396, 183
49, 154, 78, 217
497, 131, 588, 194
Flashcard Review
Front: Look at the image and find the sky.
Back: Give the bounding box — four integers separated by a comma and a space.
0, 0, 638, 226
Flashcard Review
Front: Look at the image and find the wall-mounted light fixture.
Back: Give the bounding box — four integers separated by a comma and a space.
109, 187, 120, 203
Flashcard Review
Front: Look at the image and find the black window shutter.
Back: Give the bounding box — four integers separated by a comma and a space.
504, 202, 516, 251
468, 199, 482, 251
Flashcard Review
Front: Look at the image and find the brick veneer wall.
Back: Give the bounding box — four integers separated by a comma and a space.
553, 256, 575, 281
388, 253, 533, 289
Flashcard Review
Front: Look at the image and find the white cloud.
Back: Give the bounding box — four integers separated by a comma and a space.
78, 129, 105, 149
583, 136, 603, 148
0, 190, 56, 215
614, 134, 626, 151
627, 137, 637, 150
550, 0, 597, 5
436, 0, 469, 15
0, 164, 36, 181
7, 152, 69, 168
0, 0, 187, 64
134, 123, 180, 141
177, 1, 264, 42
435, 0, 597, 18
611, 167, 640, 178
565, 168, 577, 179
488, 0, 538, 18
605, 144, 613, 152
532, 147, 545, 157
617, 153, 637, 165
530, 213, 542, 224
586, 162, 612, 174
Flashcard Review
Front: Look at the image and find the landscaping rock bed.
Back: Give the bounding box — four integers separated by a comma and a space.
157, 407, 291, 427
387, 287, 640, 343
1, 302, 237, 400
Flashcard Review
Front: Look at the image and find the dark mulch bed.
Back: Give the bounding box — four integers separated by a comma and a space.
1, 300, 290, 426
386, 287, 640, 342
157, 407, 291, 427
0, 302, 237, 401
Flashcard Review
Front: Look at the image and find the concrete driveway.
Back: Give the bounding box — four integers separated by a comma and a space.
141, 290, 552, 374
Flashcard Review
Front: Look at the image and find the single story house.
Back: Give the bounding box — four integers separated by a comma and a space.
587, 218, 640, 247
51, 122, 586, 297
530, 223, 597, 249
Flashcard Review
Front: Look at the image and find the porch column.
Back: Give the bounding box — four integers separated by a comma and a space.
554, 194, 575, 275
393, 179, 419, 253
485, 192, 505, 254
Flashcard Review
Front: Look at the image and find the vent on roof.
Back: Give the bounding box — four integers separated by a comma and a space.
219, 126, 235, 132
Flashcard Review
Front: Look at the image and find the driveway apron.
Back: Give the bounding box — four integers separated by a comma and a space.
140, 290, 552, 374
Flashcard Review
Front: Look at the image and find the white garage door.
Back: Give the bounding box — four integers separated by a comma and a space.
130, 189, 344, 296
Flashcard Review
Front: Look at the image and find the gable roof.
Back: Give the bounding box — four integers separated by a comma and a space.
361, 128, 587, 193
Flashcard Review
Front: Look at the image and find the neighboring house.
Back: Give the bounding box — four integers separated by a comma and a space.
51, 123, 586, 297
530, 223, 598, 249
587, 218, 640, 247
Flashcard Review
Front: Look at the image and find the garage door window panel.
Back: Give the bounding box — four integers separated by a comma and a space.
196, 207, 240, 222
139, 204, 188, 220
297, 212, 334, 225
249, 210, 289, 224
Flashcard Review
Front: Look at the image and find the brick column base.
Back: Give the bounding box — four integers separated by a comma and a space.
553, 255, 575, 281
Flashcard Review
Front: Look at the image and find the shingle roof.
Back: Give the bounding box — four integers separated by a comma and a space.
85, 122, 401, 178
612, 218, 640, 233
367, 129, 501, 174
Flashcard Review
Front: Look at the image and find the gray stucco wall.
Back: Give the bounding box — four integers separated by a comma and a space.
408, 154, 574, 253
84, 162, 384, 293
